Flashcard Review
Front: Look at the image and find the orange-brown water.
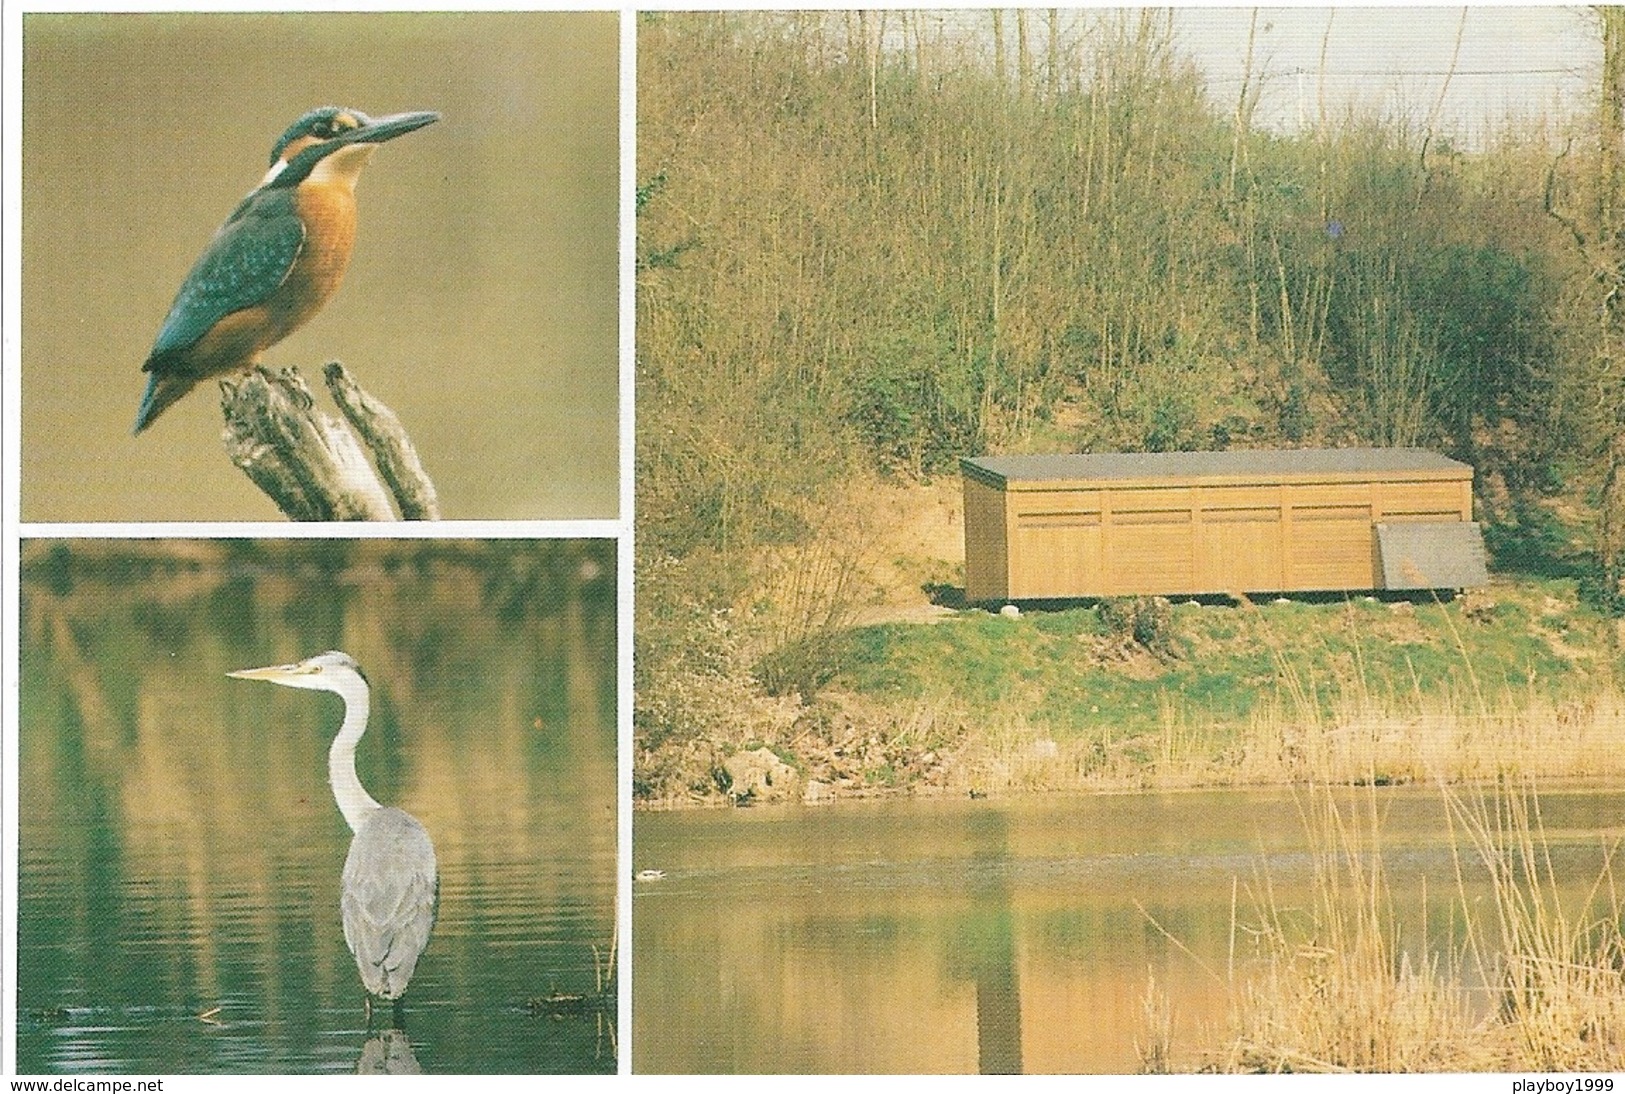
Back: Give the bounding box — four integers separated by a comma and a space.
633, 787, 1625, 1073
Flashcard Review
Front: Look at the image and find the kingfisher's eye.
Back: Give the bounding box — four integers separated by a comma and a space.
314, 115, 354, 139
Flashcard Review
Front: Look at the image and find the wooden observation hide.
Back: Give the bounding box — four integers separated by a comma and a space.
961, 448, 1488, 602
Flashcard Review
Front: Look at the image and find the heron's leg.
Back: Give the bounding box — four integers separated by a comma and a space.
364, 994, 375, 1030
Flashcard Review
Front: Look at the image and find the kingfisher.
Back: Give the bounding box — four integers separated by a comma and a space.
132, 106, 439, 434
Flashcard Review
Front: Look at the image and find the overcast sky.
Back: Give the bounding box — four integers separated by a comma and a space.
1170, 6, 1600, 143
908, 7, 1601, 147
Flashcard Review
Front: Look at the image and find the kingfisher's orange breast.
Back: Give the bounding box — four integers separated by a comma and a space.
266, 179, 359, 343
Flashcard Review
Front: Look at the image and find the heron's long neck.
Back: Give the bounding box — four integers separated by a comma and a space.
329, 677, 383, 833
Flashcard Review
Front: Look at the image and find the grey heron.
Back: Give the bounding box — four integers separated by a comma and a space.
229, 650, 437, 1024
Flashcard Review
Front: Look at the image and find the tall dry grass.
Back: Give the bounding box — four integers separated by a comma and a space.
1198, 777, 1625, 1072
1446, 785, 1625, 1070
933, 684, 1625, 798
1212, 785, 1481, 1072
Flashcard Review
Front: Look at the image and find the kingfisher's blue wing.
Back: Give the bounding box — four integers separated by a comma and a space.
146, 189, 306, 364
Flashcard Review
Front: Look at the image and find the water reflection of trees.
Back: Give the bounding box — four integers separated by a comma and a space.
632, 803, 1241, 1073
19, 539, 617, 1072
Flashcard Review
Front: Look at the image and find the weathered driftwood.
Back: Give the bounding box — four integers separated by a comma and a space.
322, 362, 441, 520
220, 364, 441, 521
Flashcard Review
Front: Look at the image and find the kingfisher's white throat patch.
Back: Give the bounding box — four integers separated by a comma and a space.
310, 143, 380, 187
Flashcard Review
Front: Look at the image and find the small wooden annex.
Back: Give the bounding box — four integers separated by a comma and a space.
961, 448, 1488, 602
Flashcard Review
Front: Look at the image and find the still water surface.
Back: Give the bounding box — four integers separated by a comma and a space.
633, 786, 1625, 1073
19, 541, 618, 1074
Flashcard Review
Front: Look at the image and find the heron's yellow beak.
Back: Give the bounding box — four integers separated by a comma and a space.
227, 662, 312, 681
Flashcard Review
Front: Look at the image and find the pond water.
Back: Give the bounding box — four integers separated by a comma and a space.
18, 540, 619, 1074
632, 785, 1625, 1073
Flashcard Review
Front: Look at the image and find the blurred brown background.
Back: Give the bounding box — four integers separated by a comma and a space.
22, 12, 619, 521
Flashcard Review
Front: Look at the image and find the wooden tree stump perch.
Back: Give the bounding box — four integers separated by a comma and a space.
220, 363, 441, 521
322, 362, 441, 520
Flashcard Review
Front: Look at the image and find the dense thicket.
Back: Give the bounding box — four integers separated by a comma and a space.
635, 11, 1622, 752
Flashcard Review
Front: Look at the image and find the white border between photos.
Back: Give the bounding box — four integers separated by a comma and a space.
616, 4, 636, 1079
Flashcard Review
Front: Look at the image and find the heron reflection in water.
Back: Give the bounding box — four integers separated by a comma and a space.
230, 650, 437, 1027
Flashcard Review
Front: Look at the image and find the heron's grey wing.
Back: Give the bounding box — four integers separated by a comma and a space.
341, 807, 438, 999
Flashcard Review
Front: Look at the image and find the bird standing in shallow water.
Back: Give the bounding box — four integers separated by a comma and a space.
133, 106, 438, 433
229, 650, 437, 1026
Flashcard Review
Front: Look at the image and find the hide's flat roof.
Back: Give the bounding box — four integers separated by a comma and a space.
962, 448, 1471, 487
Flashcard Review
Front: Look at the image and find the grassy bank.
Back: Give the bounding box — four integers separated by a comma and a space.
635, 575, 1625, 805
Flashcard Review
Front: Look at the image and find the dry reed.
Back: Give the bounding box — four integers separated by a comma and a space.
1197, 778, 1625, 1072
